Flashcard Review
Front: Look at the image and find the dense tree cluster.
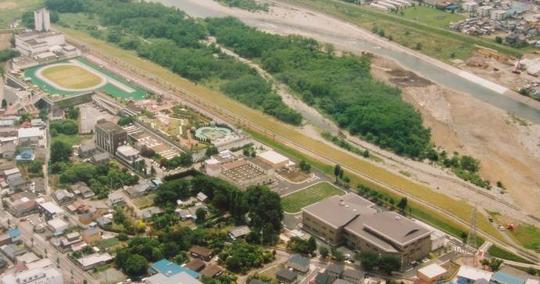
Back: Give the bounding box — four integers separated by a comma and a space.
154, 176, 283, 244
218, 241, 274, 273
287, 236, 317, 255
206, 17, 432, 157
160, 152, 193, 169
58, 162, 139, 198
50, 119, 78, 136
46, 0, 302, 125
357, 251, 401, 274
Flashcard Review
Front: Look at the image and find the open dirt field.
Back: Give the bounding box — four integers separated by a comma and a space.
41, 64, 103, 89
0, 2, 16, 9
371, 56, 540, 218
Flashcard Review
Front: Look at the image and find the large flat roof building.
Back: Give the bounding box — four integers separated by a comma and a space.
95, 120, 128, 154
302, 193, 377, 245
302, 193, 432, 270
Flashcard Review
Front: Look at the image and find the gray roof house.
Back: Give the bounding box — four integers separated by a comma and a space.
287, 254, 310, 273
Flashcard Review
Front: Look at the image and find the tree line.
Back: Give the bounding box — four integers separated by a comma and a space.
206, 17, 432, 158
45, 0, 302, 125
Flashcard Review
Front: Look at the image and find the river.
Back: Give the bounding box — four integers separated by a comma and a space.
155, 0, 540, 124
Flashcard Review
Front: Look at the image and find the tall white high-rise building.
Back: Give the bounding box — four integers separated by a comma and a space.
34, 8, 51, 32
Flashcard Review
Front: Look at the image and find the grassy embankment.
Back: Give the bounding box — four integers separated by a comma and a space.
282, 181, 345, 213
57, 26, 512, 249
280, 0, 525, 61
0, 0, 42, 29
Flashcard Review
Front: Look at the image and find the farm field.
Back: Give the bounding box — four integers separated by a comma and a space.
41, 64, 103, 90
282, 182, 345, 213
57, 26, 507, 246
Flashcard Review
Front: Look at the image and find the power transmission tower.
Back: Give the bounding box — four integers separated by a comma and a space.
467, 205, 478, 253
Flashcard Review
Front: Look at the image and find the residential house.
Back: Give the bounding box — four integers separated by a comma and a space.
276, 268, 298, 284
38, 201, 65, 220
81, 227, 101, 244
5, 192, 36, 217
53, 189, 74, 205
190, 246, 213, 261
90, 152, 110, 165
148, 259, 200, 279
287, 254, 310, 273
229, 225, 251, 240
77, 253, 113, 270
78, 142, 97, 159
47, 218, 68, 236
200, 264, 223, 279
125, 179, 154, 198
184, 259, 206, 272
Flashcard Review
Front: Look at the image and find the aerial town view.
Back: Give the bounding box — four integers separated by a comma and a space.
0, 0, 539, 283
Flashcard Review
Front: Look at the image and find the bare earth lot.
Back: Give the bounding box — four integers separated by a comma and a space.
371, 56, 540, 217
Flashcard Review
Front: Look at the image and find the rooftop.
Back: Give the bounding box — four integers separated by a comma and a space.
96, 120, 125, 133
117, 145, 139, 157
303, 193, 376, 229
39, 201, 65, 215
257, 150, 289, 165
491, 271, 525, 284
151, 259, 200, 279
145, 271, 202, 284
418, 263, 447, 279
360, 211, 431, 246
457, 265, 493, 281
18, 127, 42, 139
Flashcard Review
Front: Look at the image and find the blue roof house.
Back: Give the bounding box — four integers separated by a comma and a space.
490, 271, 525, 284
149, 259, 200, 279
7, 228, 20, 243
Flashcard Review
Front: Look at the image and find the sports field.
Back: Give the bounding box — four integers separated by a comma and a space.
41, 64, 104, 90
282, 182, 345, 213
24, 58, 147, 100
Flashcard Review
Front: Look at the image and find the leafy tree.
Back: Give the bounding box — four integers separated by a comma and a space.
318, 246, 329, 258
299, 160, 311, 172
358, 251, 379, 271
219, 241, 273, 273
334, 164, 342, 182
66, 107, 79, 120
117, 116, 134, 126
27, 160, 44, 176
287, 236, 316, 255
2, 99, 7, 108
205, 146, 219, 157
123, 254, 148, 279
379, 255, 401, 274
244, 186, 283, 245
397, 197, 408, 212
195, 207, 207, 223
50, 141, 72, 164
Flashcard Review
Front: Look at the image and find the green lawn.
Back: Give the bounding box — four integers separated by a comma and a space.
512, 224, 540, 252
282, 182, 345, 213
488, 245, 533, 263
52, 133, 82, 146
132, 194, 155, 209
400, 6, 464, 28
